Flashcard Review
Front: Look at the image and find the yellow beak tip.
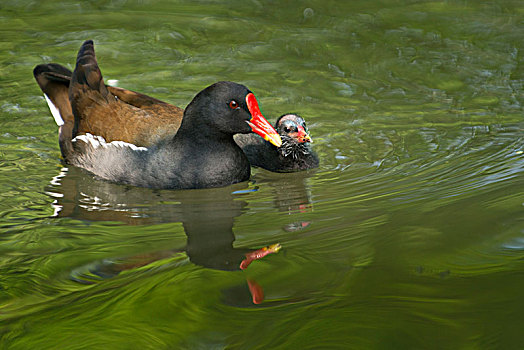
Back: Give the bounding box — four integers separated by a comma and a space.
266, 134, 282, 147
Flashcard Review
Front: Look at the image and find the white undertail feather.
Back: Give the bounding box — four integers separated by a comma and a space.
72, 133, 148, 151
44, 94, 64, 126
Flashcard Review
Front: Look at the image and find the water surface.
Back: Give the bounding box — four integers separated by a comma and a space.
1, 0, 523, 348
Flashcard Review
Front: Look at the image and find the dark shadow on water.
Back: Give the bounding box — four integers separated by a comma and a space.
45, 166, 315, 305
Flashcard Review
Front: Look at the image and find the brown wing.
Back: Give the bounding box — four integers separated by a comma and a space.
69, 40, 183, 148
34, 41, 184, 158
34, 61, 183, 150
107, 86, 183, 145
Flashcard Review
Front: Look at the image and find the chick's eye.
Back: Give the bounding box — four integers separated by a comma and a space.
229, 100, 239, 109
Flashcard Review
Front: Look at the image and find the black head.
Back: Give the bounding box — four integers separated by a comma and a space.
183, 81, 281, 146
275, 113, 313, 158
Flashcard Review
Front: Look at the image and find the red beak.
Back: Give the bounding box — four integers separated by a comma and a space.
245, 93, 282, 147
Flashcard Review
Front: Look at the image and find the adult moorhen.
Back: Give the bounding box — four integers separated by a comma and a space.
34, 40, 281, 190
34, 43, 318, 174
234, 113, 319, 172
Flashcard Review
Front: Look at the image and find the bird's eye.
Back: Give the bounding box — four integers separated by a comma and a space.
229, 100, 239, 109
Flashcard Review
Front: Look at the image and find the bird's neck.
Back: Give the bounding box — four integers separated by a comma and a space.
174, 113, 235, 145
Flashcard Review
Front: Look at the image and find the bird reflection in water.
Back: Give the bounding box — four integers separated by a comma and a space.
46, 166, 313, 305
251, 169, 314, 233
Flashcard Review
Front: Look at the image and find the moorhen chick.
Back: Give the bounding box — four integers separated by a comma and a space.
234, 113, 319, 172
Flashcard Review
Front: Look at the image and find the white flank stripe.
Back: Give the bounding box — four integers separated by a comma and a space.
44, 94, 64, 126
72, 133, 148, 151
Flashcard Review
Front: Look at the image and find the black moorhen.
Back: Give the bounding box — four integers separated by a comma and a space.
34, 40, 281, 190
234, 113, 319, 172
34, 44, 318, 174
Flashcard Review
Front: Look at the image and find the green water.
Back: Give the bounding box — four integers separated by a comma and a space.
1, 0, 523, 348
